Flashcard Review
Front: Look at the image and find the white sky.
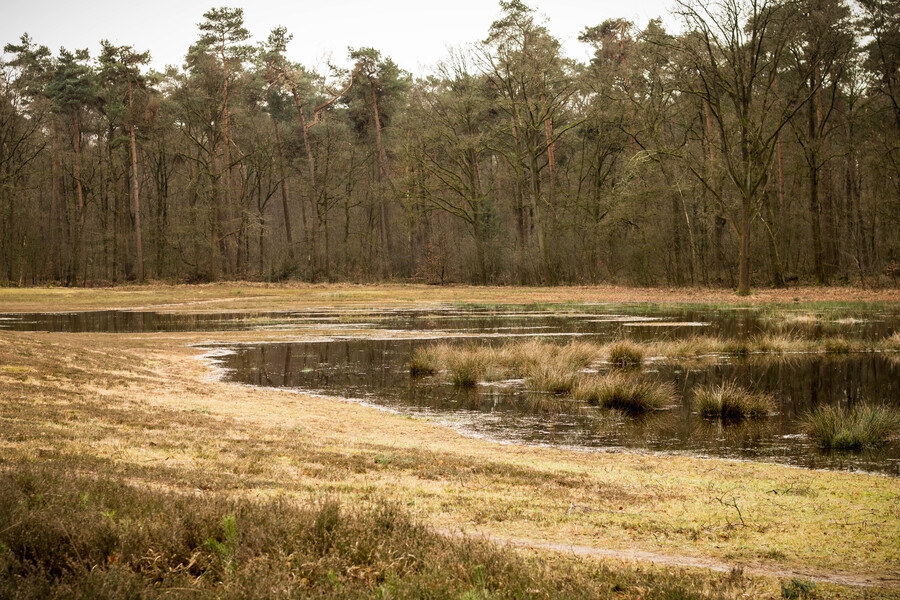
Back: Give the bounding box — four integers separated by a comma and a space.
2, 0, 676, 76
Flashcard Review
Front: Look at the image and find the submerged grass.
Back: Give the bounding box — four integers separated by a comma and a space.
803, 404, 900, 450
693, 382, 774, 419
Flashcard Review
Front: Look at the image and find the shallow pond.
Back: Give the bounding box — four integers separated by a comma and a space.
4, 304, 899, 475
210, 304, 900, 475
218, 337, 900, 476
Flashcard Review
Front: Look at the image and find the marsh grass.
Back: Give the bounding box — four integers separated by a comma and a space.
413, 328, 899, 386
751, 334, 806, 354
803, 404, 900, 450
573, 374, 674, 414
821, 336, 857, 354
660, 336, 721, 360
5, 317, 900, 597
693, 382, 774, 419
525, 361, 577, 394
447, 351, 483, 387
879, 332, 900, 351
409, 343, 451, 376
607, 340, 645, 368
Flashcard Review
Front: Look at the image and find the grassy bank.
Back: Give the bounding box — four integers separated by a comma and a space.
1, 286, 899, 597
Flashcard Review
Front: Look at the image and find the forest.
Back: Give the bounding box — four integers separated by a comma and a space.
1, 0, 899, 292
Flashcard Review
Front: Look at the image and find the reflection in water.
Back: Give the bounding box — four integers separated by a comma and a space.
219, 337, 900, 476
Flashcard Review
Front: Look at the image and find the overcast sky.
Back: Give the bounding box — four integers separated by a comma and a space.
2, 0, 676, 76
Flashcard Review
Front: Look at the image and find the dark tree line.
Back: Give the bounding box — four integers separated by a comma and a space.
2, 0, 899, 290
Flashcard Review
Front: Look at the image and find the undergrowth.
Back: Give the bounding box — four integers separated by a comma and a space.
0, 466, 760, 599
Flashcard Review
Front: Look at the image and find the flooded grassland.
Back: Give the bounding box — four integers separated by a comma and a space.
1, 285, 899, 597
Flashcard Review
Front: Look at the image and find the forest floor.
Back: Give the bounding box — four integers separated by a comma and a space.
1, 283, 899, 598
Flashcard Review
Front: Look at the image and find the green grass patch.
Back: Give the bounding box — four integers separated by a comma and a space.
803, 404, 900, 450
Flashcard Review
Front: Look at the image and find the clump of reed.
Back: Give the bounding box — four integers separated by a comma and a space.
573, 373, 674, 414
803, 403, 900, 450
692, 382, 774, 419
721, 338, 751, 357
606, 340, 645, 368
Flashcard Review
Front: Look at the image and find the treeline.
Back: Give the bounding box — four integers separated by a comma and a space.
1, 0, 899, 290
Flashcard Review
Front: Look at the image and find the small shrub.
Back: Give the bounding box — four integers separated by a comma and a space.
606, 341, 645, 368
803, 403, 900, 450
693, 382, 774, 419
574, 374, 673, 414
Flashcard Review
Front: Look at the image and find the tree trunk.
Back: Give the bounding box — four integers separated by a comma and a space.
128, 80, 144, 282
369, 78, 392, 278
72, 113, 86, 285
272, 119, 295, 261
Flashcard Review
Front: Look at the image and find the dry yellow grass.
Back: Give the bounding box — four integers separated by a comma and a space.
1, 285, 899, 596
1, 281, 898, 313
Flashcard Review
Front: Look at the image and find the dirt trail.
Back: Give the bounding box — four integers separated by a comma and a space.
453, 530, 900, 589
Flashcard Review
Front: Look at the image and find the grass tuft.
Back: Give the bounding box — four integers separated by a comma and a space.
822, 336, 856, 354
525, 361, 577, 394
409, 343, 447, 376
606, 341, 645, 368
882, 332, 900, 351
803, 403, 900, 450
573, 374, 673, 414
447, 351, 483, 387
693, 382, 774, 419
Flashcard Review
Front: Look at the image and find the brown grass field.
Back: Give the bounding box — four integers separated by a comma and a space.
1, 283, 899, 598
